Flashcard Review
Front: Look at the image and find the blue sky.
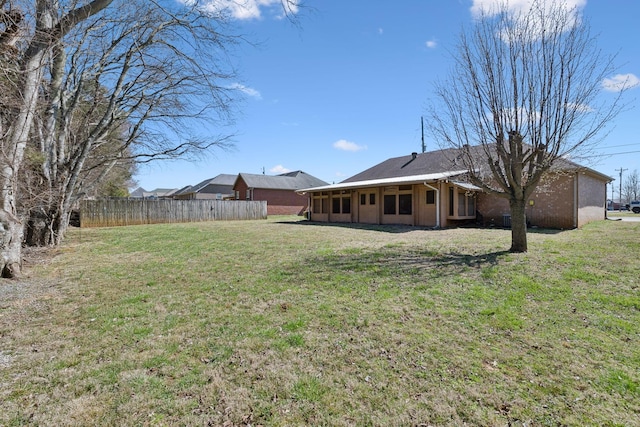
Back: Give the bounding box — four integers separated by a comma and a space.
135, 0, 640, 192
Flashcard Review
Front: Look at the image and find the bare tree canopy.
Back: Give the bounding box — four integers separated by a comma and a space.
622, 169, 639, 204
428, 0, 627, 252
0, 0, 301, 277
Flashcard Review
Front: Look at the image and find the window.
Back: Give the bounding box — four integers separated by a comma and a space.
399, 194, 412, 215
384, 195, 396, 214
332, 197, 341, 214
458, 192, 466, 216
332, 194, 351, 214
312, 194, 329, 213
246, 189, 251, 200
467, 194, 476, 216
448, 186, 476, 218
342, 197, 351, 214
426, 190, 435, 205
449, 187, 454, 216
235, 190, 240, 200
369, 193, 376, 205
360, 194, 366, 205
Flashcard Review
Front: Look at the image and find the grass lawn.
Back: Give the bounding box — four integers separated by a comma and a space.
1, 217, 638, 426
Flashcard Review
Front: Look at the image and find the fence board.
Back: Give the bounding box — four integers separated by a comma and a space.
79, 199, 267, 228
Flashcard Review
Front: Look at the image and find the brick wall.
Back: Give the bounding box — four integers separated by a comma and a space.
577, 172, 606, 227
246, 188, 308, 215
477, 173, 575, 229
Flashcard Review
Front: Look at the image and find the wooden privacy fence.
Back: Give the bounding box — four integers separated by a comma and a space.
79, 199, 267, 228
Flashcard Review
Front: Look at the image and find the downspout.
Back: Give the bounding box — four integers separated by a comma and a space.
423, 182, 440, 228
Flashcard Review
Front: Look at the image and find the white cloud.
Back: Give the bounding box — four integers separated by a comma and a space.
333, 139, 367, 152
602, 73, 640, 92
425, 39, 437, 49
470, 0, 586, 19
270, 165, 291, 174
567, 102, 594, 113
230, 83, 262, 99
179, 0, 299, 20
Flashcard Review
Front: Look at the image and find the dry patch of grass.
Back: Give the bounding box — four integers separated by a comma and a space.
1, 217, 639, 426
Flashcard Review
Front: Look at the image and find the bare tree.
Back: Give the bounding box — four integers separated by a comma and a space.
1, 0, 115, 277
622, 169, 639, 204
0, 0, 301, 277
428, 0, 625, 252
23, 0, 241, 247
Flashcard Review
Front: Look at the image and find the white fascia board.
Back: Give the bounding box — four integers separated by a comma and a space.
450, 181, 482, 191
297, 170, 469, 193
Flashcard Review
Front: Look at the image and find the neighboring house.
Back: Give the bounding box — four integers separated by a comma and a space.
173, 174, 236, 200
130, 187, 178, 199
233, 171, 329, 215
298, 148, 611, 229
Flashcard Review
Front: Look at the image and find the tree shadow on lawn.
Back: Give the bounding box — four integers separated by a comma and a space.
278, 219, 565, 236
299, 247, 512, 282
277, 220, 434, 234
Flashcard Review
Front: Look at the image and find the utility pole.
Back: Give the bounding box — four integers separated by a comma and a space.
616, 167, 627, 210
421, 116, 426, 153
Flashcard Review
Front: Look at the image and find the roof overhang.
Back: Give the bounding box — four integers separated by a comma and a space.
297, 170, 470, 194
450, 181, 482, 192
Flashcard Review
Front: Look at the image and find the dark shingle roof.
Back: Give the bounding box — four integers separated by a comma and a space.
174, 174, 237, 196
238, 171, 328, 190
342, 149, 461, 183
342, 145, 612, 183
191, 174, 237, 193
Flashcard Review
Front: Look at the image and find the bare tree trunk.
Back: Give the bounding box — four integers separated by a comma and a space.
1, 48, 46, 277
0, 1, 115, 272
0, 209, 24, 277
509, 198, 528, 253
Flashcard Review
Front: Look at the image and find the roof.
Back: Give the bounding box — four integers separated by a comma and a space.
144, 188, 178, 197
192, 174, 237, 191
342, 149, 463, 183
130, 187, 146, 198
298, 144, 610, 193
174, 174, 237, 196
236, 171, 328, 190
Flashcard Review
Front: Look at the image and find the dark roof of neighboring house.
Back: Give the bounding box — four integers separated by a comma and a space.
130, 187, 146, 198
236, 170, 328, 190
174, 174, 237, 196
192, 174, 237, 192
145, 188, 178, 197
174, 185, 193, 195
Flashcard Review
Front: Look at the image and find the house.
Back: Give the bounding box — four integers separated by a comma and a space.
173, 174, 236, 200
297, 148, 611, 229
233, 170, 329, 215
129, 187, 179, 199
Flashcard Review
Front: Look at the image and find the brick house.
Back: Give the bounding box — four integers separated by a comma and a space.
233, 171, 328, 215
297, 148, 611, 229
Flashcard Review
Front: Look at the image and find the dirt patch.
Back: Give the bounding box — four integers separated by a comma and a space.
0, 246, 62, 368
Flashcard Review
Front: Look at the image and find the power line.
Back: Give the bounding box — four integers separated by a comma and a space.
596, 143, 640, 149
594, 150, 640, 157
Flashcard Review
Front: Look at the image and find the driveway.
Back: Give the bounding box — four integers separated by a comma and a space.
607, 214, 640, 222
